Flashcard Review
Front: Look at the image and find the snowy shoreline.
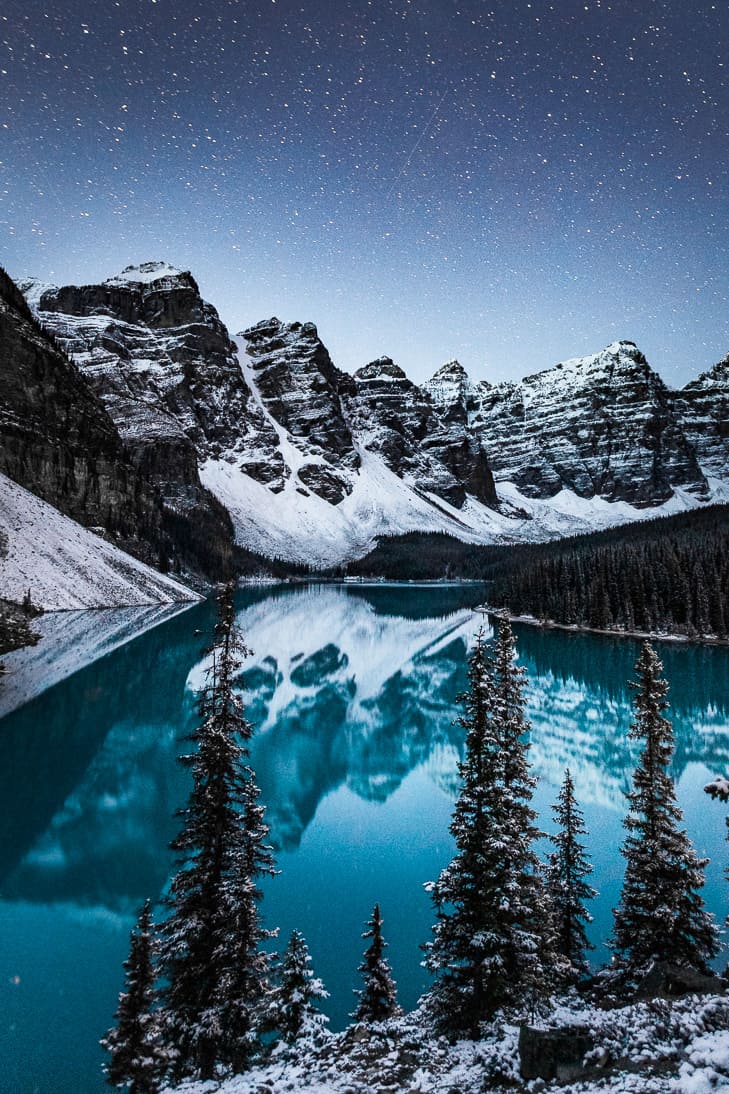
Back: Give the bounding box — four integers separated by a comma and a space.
164, 993, 729, 1094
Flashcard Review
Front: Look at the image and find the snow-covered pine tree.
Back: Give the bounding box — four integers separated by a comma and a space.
157, 583, 276, 1081
267, 930, 329, 1045
424, 621, 554, 1036
610, 642, 718, 988
546, 768, 596, 985
101, 900, 167, 1093
490, 617, 557, 1006
352, 903, 401, 1023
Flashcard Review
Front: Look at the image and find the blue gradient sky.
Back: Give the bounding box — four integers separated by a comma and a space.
1, 0, 727, 384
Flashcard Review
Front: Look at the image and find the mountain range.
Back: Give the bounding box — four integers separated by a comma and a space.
3, 259, 729, 597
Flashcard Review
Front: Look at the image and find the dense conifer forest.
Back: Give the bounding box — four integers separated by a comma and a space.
488, 505, 729, 638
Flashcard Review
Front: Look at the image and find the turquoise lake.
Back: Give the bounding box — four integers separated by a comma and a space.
1, 581, 729, 1093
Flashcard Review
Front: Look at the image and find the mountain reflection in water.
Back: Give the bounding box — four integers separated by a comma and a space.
2, 582, 729, 1093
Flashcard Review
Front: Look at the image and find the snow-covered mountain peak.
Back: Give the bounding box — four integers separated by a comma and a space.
527, 340, 648, 391
106, 260, 186, 287
15, 276, 58, 309
423, 358, 472, 408
354, 357, 409, 383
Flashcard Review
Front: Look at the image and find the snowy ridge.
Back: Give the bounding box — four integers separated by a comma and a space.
0, 473, 200, 610
200, 449, 710, 567
17, 264, 729, 566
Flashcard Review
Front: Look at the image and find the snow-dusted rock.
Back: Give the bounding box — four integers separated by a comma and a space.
678, 353, 729, 479
346, 356, 497, 508
32, 262, 284, 482
472, 341, 708, 506
16, 261, 729, 566
241, 316, 358, 503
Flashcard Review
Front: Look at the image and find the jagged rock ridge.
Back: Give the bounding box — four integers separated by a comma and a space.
470, 341, 707, 507
678, 354, 729, 479
13, 262, 729, 568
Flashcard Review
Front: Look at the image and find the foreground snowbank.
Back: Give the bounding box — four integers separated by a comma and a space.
0, 473, 200, 610
165, 994, 729, 1094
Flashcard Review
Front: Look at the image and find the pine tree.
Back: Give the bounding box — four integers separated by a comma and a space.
101, 900, 167, 1093
267, 930, 329, 1044
546, 768, 596, 985
424, 622, 555, 1036
157, 583, 276, 1081
610, 642, 718, 988
352, 904, 401, 1023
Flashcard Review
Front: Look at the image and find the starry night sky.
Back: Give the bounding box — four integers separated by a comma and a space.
1, 0, 727, 384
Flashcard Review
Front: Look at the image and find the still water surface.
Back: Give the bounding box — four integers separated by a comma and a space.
1, 582, 729, 1093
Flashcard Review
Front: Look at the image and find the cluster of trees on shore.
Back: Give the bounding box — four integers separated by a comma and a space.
102, 588, 724, 1091
488, 505, 729, 638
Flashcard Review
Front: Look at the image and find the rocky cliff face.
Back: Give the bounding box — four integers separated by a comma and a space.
20, 262, 296, 576
15, 259, 729, 569
30, 262, 283, 479
471, 341, 707, 507
347, 356, 497, 508
0, 266, 164, 557
678, 355, 729, 479
240, 317, 359, 504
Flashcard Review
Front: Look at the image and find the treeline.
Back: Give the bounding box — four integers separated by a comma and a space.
488, 505, 729, 638
337, 531, 504, 579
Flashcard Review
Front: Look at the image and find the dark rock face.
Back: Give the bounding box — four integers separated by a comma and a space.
346, 356, 498, 509
0, 267, 163, 556
33, 263, 283, 478
635, 961, 724, 1000
421, 360, 498, 507
678, 355, 729, 479
471, 341, 707, 506
519, 1024, 595, 1082
297, 463, 352, 504
21, 263, 299, 577
241, 317, 359, 470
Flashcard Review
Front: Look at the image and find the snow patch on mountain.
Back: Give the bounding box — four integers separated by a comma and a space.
200, 446, 710, 566
0, 473, 200, 610
104, 260, 185, 286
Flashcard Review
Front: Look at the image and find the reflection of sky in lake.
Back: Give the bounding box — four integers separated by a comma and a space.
1, 583, 729, 1092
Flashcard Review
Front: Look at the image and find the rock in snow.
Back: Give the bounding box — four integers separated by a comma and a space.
0, 473, 200, 611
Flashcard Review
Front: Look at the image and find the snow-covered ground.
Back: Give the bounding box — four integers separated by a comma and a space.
164, 994, 729, 1094
0, 473, 200, 610
200, 444, 715, 568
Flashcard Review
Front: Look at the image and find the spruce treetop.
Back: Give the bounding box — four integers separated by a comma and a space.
352, 903, 401, 1024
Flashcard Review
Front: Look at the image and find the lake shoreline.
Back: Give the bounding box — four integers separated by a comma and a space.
479, 605, 729, 647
